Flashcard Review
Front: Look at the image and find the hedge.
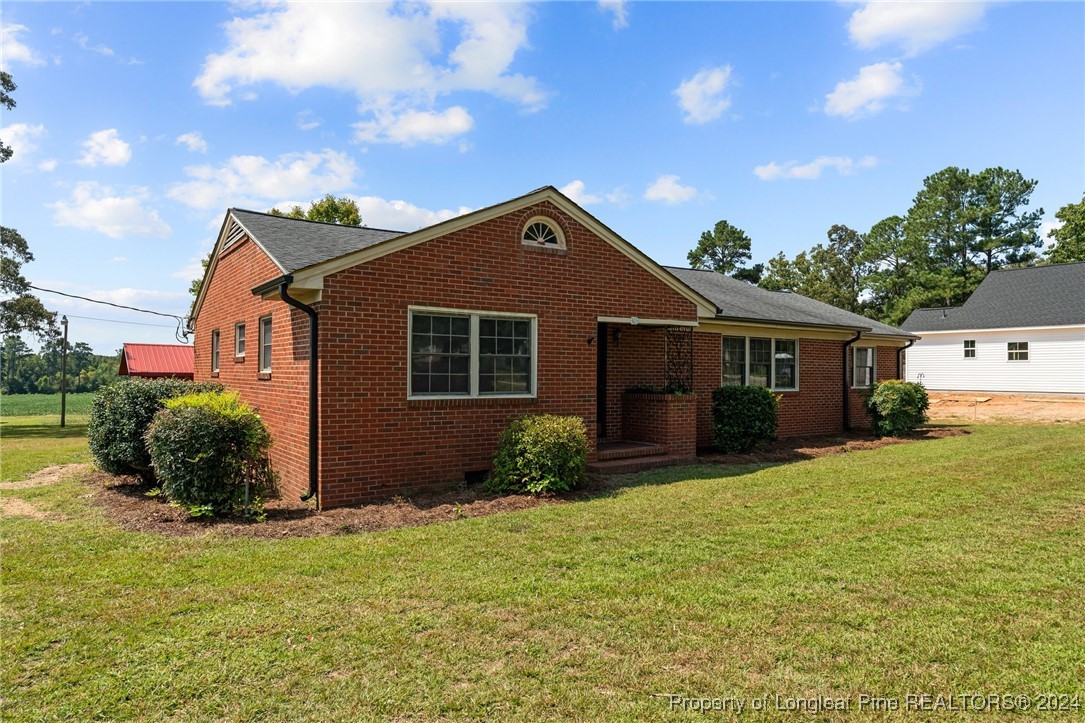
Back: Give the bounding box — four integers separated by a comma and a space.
711, 385, 779, 453
867, 380, 929, 437
486, 414, 589, 495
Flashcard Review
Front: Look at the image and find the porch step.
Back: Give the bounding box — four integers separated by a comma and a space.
597, 440, 667, 461
588, 454, 700, 475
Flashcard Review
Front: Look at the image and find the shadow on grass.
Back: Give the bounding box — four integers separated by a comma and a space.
0, 422, 89, 440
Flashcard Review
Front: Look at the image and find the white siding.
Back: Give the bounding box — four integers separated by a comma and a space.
905, 326, 1085, 394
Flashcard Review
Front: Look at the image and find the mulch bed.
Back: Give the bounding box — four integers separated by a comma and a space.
86, 426, 968, 539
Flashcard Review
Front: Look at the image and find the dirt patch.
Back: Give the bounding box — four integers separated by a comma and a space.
927, 394, 1085, 423
83, 427, 969, 539
0, 463, 90, 490
699, 426, 969, 465
0, 496, 54, 520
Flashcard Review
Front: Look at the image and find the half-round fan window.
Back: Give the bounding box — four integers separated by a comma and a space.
521, 217, 565, 248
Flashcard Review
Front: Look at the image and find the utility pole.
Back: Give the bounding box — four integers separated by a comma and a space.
60, 315, 68, 428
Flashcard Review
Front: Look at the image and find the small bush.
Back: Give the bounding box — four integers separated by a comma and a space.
712, 386, 779, 453
867, 380, 929, 437
88, 378, 222, 480
486, 414, 589, 495
145, 391, 274, 516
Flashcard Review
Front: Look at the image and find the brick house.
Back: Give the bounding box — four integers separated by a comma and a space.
191, 186, 915, 508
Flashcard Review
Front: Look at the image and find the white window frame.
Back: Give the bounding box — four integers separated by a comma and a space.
408, 306, 538, 400
963, 339, 976, 359
852, 346, 876, 388
719, 336, 799, 391
258, 316, 272, 372
520, 216, 566, 250
235, 322, 246, 358
1007, 341, 1029, 362
211, 330, 220, 373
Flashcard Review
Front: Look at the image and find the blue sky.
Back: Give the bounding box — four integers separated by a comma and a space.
2, 1, 1082, 353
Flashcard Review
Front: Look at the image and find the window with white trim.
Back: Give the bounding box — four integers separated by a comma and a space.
258, 316, 272, 372
410, 309, 536, 398
720, 336, 799, 391
211, 330, 220, 373
521, 216, 565, 249
963, 339, 975, 358
235, 323, 246, 357
853, 347, 876, 388
1007, 341, 1028, 361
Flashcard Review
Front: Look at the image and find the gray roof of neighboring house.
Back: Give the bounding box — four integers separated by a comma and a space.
230, 208, 406, 274
901, 262, 1085, 332
665, 266, 913, 337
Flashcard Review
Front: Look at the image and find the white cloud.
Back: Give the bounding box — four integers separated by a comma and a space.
824, 61, 918, 119
847, 2, 987, 57
175, 131, 209, 154
1, 24, 45, 69
644, 175, 702, 204
599, 0, 628, 29
559, 180, 602, 205
351, 195, 472, 231
1040, 220, 1064, 248
74, 32, 115, 57
77, 129, 132, 166
194, 3, 547, 144
167, 149, 358, 210
52, 182, 171, 239
674, 66, 733, 124
297, 110, 322, 131
754, 155, 878, 181
353, 106, 474, 146
88, 288, 189, 307
3, 123, 46, 161
37, 159, 58, 172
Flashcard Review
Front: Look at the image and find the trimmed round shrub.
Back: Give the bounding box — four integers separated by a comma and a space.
712, 385, 779, 453
88, 378, 222, 480
486, 414, 589, 495
145, 391, 274, 515
867, 380, 929, 437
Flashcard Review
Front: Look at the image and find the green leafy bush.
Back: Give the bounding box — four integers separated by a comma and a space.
487, 414, 589, 495
712, 386, 779, 453
867, 380, 929, 436
145, 391, 274, 516
88, 378, 222, 480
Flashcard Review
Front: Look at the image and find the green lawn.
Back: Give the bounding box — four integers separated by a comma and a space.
0, 392, 96, 417
0, 416, 92, 482
2, 422, 1084, 720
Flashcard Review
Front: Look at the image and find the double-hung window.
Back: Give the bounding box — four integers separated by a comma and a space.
258, 316, 272, 372
1007, 341, 1028, 361
235, 323, 246, 358
963, 339, 975, 358
853, 347, 876, 388
211, 330, 220, 373
410, 308, 536, 398
721, 336, 798, 391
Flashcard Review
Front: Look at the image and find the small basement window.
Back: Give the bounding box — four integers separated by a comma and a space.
521, 216, 565, 249
963, 339, 975, 358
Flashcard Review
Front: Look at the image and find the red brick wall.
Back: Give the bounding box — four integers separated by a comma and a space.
192, 238, 312, 499
692, 332, 902, 444
603, 325, 664, 440
316, 201, 698, 507
622, 392, 697, 456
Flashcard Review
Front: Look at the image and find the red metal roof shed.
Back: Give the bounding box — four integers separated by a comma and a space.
118, 343, 194, 380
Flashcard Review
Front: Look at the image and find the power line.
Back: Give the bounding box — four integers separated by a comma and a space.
63, 314, 177, 329
28, 285, 192, 343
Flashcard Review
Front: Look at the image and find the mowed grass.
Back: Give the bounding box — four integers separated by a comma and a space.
0, 416, 92, 481
0, 392, 96, 417
2, 424, 1084, 721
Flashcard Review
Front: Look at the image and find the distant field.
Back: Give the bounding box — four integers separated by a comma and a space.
0, 393, 96, 417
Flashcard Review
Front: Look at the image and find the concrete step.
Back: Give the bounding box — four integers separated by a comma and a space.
588, 454, 699, 475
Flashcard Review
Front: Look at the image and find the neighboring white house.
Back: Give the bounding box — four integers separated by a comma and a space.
901, 263, 1085, 395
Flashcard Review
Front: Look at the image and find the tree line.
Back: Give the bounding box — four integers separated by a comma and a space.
1, 336, 119, 395
688, 166, 1084, 327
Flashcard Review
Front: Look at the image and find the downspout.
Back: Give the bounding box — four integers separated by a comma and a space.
898, 339, 916, 380
277, 275, 319, 504
842, 330, 863, 432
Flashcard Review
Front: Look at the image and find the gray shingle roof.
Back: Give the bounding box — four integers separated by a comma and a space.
230, 209, 406, 274
901, 263, 1085, 331
666, 267, 913, 337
